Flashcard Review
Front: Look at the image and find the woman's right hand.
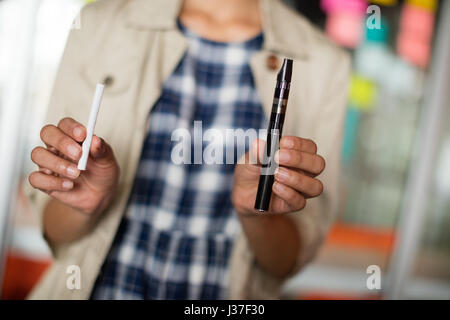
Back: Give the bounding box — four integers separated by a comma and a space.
29, 117, 120, 216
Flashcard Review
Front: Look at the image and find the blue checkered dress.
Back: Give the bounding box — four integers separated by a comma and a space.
91, 22, 266, 300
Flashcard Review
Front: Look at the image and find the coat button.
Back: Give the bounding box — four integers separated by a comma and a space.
103, 75, 114, 86
266, 54, 279, 71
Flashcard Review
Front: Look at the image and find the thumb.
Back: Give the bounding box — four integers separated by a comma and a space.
245, 138, 266, 166
89, 135, 113, 161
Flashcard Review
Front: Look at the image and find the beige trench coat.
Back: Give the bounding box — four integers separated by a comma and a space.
25, 0, 350, 299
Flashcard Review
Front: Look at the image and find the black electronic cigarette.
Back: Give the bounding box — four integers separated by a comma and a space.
254, 58, 293, 212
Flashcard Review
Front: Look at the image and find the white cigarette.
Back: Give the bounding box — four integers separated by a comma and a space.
77, 83, 104, 170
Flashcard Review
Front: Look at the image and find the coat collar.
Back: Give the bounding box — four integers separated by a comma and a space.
122, 0, 310, 60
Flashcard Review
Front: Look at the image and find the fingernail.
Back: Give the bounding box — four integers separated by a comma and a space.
96, 137, 104, 151
273, 182, 284, 192
275, 167, 289, 181
277, 150, 290, 163
62, 180, 73, 190
67, 144, 81, 159
73, 126, 84, 139
66, 166, 79, 178
281, 138, 294, 149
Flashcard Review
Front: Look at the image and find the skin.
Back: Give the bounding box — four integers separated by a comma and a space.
179, 0, 262, 43
29, 118, 119, 243
29, 0, 325, 279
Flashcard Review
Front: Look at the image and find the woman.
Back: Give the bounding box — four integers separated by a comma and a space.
27, 0, 350, 299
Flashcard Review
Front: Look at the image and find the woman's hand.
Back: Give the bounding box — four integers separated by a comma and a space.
232, 136, 325, 216
29, 117, 120, 216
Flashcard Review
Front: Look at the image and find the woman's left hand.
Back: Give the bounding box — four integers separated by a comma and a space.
232, 136, 325, 216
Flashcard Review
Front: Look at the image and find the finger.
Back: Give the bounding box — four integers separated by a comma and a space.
28, 171, 74, 192
280, 136, 317, 154
40, 124, 82, 161
89, 136, 106, 159
275, 149, 325, 176
250, 138, 278, 166
272, 182, 306, 211
57, 117, 86, 142
39, 166, 53, 175
242, 138, 265, 166
31, 147, 80, 179
274, 167, 323, 198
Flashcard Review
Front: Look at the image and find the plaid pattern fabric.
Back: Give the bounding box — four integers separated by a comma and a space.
91, 22, 266, 300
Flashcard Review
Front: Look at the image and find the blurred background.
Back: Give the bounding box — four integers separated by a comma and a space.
0, 0, 449, 300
